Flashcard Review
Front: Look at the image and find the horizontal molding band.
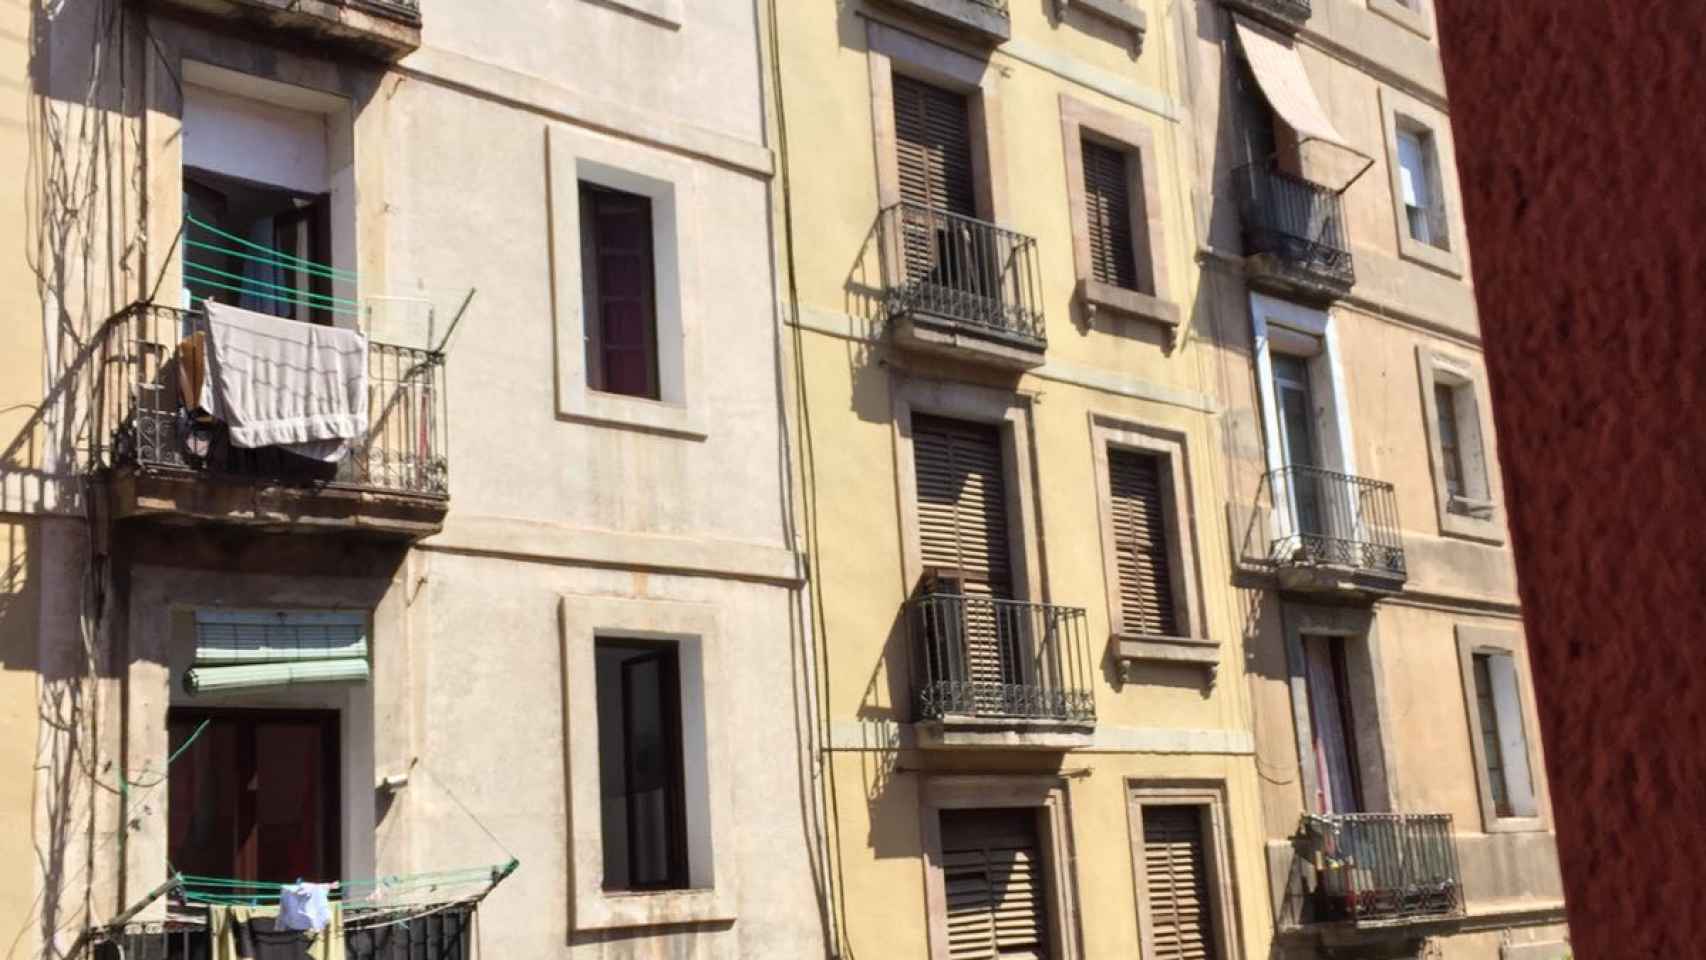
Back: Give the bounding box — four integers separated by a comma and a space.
397, 47, 774, 178
827, 720, 1254, 755
420, 513, 806, 585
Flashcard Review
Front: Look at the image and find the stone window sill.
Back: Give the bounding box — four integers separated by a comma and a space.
1058, 0, 1148, 49
1079, 278, 1181, 329
1113, 634, 1219, 683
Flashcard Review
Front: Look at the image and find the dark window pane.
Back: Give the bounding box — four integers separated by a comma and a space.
580, 184, 660, 400
595, 641, 688, 891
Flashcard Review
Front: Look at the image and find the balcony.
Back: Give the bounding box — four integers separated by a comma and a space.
1221, 0, 1311, 31
1285, 814, 1465, 936
1234, 163, 1354, 301
90, 902, 475, 959
907, 591, 1096, 749
1263, 466, 1405, 596
879, 202, 1047, 371
872, 0, 1010, 44
89, 303, 449, 540
143, 0, 422, 61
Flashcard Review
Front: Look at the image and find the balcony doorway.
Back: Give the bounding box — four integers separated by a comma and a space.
167, 708, 340, 883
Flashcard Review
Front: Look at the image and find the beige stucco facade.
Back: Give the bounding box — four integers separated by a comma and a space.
2, 1, 827, 958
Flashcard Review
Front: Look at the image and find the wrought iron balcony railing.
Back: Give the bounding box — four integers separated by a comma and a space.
1292, 814, 1464, 926
879, 201, 1046, 349
88, 903, 474, 959
908, 592, 1095, 724
88, 302, 448, 499
1267, 465, 1405, 580
1234, 163, 1354, 289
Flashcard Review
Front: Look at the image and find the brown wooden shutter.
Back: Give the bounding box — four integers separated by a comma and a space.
1082, 137, 1139, 290
580, 183, 660, 400
1108, 448, 1179, 638
893, 75, 978, 217
1142, 806, 1218, 960
942, 809, 1050, 960
913, 415, 1016, 696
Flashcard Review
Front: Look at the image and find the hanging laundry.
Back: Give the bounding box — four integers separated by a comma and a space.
278, 882, 336, 933
209, 903, 344, 960
201, 300, 369, 462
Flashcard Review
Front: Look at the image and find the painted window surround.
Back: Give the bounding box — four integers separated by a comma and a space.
1280, 604, 1398, 814
1089, 414, 1216, 674
1416, 345, 1506, 543
1367, 0, 1434, 39
1057, 94, 1180, 331
892, 377, 1045, 602
547, 125, 707, 439
1455, 624, 1549, 834
1378, 86, 1466, 277
867, 20, 1011, 224
559, 595, 734, 930
1125, 781, 1243, 960
1249, 294, 1357, 539
920, 775, 1084, 960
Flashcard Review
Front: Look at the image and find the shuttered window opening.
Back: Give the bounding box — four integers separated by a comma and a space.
941, 808, 1051, 960
1108, 448, 1179, 638
580, 182, 660, 401
1082, 137, 1140, 291
913, 415, 1019, 700
1142, 806, 1220, 960
893, 75, 978, 217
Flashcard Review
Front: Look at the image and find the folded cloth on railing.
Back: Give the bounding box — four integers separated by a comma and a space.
209, 903, 344, 960
202, 301, 369, 462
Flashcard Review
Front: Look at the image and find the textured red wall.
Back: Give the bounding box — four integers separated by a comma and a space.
1434, 3, 1706, 955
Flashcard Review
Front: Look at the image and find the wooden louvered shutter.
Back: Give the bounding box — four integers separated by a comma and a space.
1108, 448, 1179, 638
941, 809, 1051, 960
1142, 806, 1219, 960
1082, 137, 1139, 290
893, 75, 978, 217
913, 415, 1017, 698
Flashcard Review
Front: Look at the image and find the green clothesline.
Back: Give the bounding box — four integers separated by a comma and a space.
182, 213, 362, 319
186, 214, 359, 283
173, 859, 518, 908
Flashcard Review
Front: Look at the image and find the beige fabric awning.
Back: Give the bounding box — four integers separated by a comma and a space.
1234, 15, 1359, 155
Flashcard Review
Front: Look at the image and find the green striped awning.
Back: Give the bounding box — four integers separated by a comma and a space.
185, 610, 369, 695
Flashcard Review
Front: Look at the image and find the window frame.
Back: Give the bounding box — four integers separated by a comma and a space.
1280, 603, 1398, 815
1455, 625, 1548, 834
593, 638, 690, 892
560, 595, 733, 930
1090, 415, 1215, 675
547, 126, 706, 440
1058, 94, 1179, 331
1379, 87, 1466, 276
1367, 0, 1434, 40
1125, 781, 1242, 960
1416, 345, 1506, 543
919, 775, 1084, 960
578, 182, 662, 401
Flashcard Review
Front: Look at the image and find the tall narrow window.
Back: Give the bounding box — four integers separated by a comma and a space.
1434, 382, 1466, 498
1302, 635, 1364, 814
580, 183, 660, 400
1470, 651, 1537, 819
940, 808, 1051, 960
1396, 126, 1446, 249
892, 75, 977, 218
1082, 137, 1139, 291
1108, 448, 1178, 638
1141, 806, 1221, 960
595, 639, 688, 890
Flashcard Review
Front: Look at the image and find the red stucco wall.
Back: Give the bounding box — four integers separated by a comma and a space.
1435, 3, 1706, 956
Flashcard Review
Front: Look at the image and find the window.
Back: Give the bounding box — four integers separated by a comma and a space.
1418, 346, 1502, 541
1457, 626, 1542, 830
1396, 125, 1446, 249
893, 74, 977, 219
168, 709, 339, 883
1108, 448, 1177, 638
940, 808, 1052, 959
580, 183, 660, 400
1082, 137, 1138, 291
595, 639, 688, 891
1434, 382, 1466, 498
1302, 635, 1365, 814
1139, 806, 1221, 960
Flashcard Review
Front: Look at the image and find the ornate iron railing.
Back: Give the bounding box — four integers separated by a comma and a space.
1293, 814, 1464, 925
1234, 163, 1354, 287
878, 201, 1046, 347
908, 593, 1095, 724
88, 303, 448, 497
1267, 465, 1405, 579
86, 903, 474, 959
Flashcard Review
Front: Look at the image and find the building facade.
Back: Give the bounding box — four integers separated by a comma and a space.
1190, 0, 1570, 957
3, 1, 826, 958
